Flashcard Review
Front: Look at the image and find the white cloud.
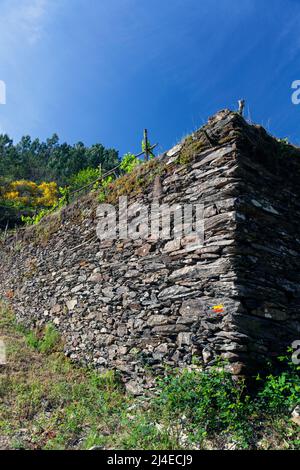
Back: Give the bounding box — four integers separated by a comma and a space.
0, 0, 49, 49
19, 0, 48, 45
0, 0, 55, 135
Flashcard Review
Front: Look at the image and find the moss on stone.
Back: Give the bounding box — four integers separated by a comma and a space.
105, 158, 166, 204
177, 135, 205, 165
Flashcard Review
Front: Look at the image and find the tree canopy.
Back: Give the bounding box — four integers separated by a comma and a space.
0, 133, 119, 185
0, 133, 119, 229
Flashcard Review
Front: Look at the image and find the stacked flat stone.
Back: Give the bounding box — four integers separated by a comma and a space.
0, 109, 299, 393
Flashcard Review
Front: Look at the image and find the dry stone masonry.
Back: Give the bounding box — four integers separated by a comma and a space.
0, 110, 299, 392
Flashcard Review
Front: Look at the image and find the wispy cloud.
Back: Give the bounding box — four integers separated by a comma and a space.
0, 0, 56, 136
0, 0, 49, 52
18, 0, 48, 45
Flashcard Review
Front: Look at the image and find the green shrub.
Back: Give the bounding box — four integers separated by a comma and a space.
21, 186, 70, 226
154, 365, 252, 446
256, 356, 300, 412
98, 175, 114, 202
69, 167, 100, 191
21, 208, 50, 226
120, 153, 141, 173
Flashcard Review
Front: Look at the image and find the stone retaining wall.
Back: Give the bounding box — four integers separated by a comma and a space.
0, 110, 299, 392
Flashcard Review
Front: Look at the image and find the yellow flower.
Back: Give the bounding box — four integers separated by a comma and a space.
3, 180, 58, 208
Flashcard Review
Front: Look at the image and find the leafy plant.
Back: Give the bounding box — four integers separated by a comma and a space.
21, 208, 50, 226
256, 355, 300, 412
69, 167, 100, 192
142, 139, 155, 159
21, 186, 70, 226
120, 153, 141, 173
98, 175, 115, 202
154, 364, 252, 446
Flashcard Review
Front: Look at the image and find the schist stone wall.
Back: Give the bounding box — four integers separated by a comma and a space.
0, 110, 299, 393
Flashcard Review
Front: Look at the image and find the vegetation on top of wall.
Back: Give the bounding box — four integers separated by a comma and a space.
68, 167, 101, 192
120, 153, 141, 174
176, 134, 206, 165
3, 111, 300, 237
105, 157, 165, 204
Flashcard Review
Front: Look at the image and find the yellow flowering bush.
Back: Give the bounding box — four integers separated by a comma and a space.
35, 182, 58, 207
3, 180, 58, 208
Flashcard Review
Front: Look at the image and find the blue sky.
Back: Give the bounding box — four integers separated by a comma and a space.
0, 0, 300, 156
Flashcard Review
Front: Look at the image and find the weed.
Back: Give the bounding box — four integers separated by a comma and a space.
24, 324, 60, 354
176, 135, 205, 165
